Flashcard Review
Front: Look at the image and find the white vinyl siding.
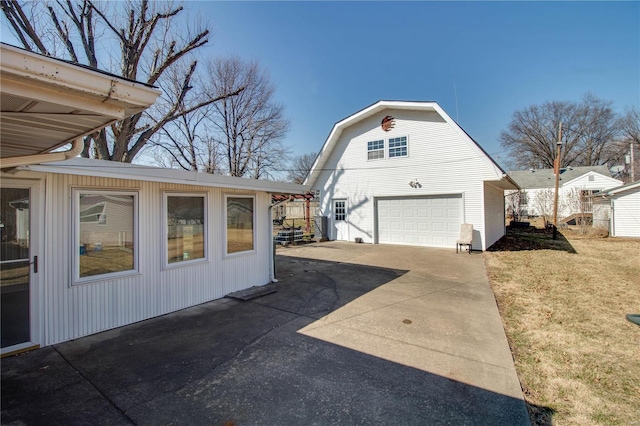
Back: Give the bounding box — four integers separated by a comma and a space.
483, 182, 506, 249
611, 189, 640, 238
314, 108, 503, 250
34, 173, 270, 346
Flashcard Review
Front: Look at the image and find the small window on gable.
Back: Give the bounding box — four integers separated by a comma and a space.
389, 136, 408, 158
588, 175, 595, 182
367, 140, 384, 160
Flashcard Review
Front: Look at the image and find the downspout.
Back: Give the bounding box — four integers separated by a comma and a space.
268, 195, 292, 283
0, 137, 84, 169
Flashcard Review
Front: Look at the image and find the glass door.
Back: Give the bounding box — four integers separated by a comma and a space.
1, 187, 32, 349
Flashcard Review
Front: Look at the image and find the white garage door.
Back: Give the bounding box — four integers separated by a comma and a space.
376, 195, 463, 248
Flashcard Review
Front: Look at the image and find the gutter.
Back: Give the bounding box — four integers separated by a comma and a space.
0, 137, 84, 169
268, 195, 293, 283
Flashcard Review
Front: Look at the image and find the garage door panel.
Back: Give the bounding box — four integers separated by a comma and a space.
377, 195, 462, 248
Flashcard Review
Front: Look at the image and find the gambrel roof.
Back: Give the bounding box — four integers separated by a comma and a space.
304, 100, 518, 190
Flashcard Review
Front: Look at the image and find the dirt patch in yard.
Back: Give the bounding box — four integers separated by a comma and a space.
485, 228, 640, 425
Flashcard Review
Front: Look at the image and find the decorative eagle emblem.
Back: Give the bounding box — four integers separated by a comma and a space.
381, 115, 395, 132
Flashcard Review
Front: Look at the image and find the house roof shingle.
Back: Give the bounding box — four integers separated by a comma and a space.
508, 165, 612, 189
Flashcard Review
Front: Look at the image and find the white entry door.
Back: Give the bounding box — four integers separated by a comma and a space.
1, 180, 41, 354
332, 199, 348, 241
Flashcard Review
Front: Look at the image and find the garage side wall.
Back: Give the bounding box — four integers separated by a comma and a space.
612, 189, 640, 237
314, 109, 502, 249
41, 173, 271, 345
483, 182, 506, 250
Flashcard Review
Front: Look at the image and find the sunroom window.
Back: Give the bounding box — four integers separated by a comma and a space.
74, 190, 137, 282
165, 193, 206, 265
367, 140, 384, 160
226, 195, 255, 254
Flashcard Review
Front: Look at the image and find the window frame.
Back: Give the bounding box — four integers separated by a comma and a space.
163, 192, 208, 269
367, 139, 385, 161
72, 188, 139, 285
224, 194, 257, 257
388, 136, 409, 158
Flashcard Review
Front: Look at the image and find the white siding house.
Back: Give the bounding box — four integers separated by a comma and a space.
508, 166, 622, 220
305, 101, 518, 251
591, 181, 640, 238
0, 44, 307, 355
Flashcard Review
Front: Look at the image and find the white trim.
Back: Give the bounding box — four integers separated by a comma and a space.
72, 188, 139, 285
367, 139, 385, 161
1, 44, 160, 114
561, 171, 622, 189
388, 135, 409, 159
162, 192, 209, 269
22, 158, 309, 195
224, 194, 257, 257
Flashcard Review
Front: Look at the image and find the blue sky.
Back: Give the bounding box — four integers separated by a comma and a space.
2, 1, 638, 170
189, 1, 639, 169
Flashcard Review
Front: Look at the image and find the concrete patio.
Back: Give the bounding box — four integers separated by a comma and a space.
1, 242, 529, 425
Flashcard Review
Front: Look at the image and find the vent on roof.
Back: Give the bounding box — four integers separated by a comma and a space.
529, 168, 535, 172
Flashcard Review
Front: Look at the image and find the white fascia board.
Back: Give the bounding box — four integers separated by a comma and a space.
603, 180, 640, 196
2, 78, 126, 119
430, 103, 508, 181
1, 44, 160, 114
561, 171, 623, 189
21, 159, 309, 194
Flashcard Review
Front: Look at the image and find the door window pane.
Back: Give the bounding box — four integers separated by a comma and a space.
335, 201, 346, 221
227, 197, 254, 254
166, 195, 206, 264
1, 188, 31, 348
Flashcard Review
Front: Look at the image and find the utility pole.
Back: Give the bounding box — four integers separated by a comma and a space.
631, 141, 636, 182
552, 122, 562, 240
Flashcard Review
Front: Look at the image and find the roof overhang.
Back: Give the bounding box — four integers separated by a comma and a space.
588, 180, 640, 200
16, 158, 310, 194
0, 43, 161, 161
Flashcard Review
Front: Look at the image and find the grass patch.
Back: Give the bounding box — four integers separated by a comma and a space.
485, 227, 640, 425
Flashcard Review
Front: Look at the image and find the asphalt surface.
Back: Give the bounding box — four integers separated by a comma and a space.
1, 242, 530, 425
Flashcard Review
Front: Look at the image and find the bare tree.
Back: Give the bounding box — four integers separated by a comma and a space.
533, 189, 557, 228
205, 56, 290, 178
1, 0, 242, 162
564, 188, 591, 234
286, 153, 317, 184
501, 94, 624, 170
505, 190, 528, 223
618, 107, 640, 182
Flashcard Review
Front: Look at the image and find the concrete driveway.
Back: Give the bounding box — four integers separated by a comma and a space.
1, 242, 529, 425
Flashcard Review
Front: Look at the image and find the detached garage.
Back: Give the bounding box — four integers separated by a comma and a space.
305, 101, 518, 251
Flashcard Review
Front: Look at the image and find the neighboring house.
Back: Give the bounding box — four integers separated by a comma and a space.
304, 100, 519, 251
507, 166, 623, 220
591, 181, 640, 238
0, 44, 306, 355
